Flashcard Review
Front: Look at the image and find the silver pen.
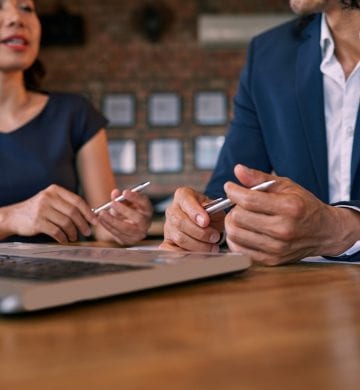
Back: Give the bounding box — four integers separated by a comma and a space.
205, 179, 276, 215
92, 181, 150, 214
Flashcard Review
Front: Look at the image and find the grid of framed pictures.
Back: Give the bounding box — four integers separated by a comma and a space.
103, 90, 229, 175
148, 92, 181, 127
148, 139, 183, 173
102, 90, 228, 129
194, 91, 227, 126
102, 93, 136, 128
108, 139, 136, 174
194, 135, 225, 170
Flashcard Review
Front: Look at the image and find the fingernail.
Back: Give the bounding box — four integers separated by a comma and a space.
210, 233, 220, 243
237, 164, 252, 174
195, 214, 205, 226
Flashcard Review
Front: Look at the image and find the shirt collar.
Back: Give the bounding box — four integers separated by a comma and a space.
320, 13, 335, 62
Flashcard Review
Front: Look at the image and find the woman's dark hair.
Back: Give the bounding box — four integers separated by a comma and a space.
24, 59, 46, 91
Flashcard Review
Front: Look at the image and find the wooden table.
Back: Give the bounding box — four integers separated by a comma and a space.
1, 255, 360, 389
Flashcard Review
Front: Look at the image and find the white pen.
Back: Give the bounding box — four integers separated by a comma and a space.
92, 181, 150, 214
205, 179, 276, 215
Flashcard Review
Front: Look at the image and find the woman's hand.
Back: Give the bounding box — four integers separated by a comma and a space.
96, 189, 153, 246
1, 184, 97, 243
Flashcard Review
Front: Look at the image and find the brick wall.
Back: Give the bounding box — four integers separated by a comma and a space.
36, 0, 290, 196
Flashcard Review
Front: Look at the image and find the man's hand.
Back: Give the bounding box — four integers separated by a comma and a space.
160, 187, 225, 252
224, 165, 360, 265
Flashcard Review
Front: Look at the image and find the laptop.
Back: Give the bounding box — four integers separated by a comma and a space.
0, 242, 251, 314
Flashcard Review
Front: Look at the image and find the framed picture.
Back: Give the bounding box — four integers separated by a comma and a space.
102, 93, 136, 128
148, 139, 183, 173
148, 93, 181, 127
108, 139, 136, 174
194, 135, 225, 170
198, 14, 294, 47
194, 91, 227, 126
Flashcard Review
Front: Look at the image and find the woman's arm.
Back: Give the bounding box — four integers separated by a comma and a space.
77, 129, 153, 244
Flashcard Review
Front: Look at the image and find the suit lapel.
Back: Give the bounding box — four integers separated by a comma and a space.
351, 107, 360, 187
295, 15, 329, 203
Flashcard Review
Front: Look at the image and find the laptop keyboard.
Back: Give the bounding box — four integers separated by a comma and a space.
0, 255, 148, 282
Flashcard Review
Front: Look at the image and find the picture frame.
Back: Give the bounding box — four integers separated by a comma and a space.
148, 92, 181, 127
194, 91, 227, 126
102, 93, 136, 128
194, 135, 225, 170
148, 139, 183, 173
108, 139, 136, 174
198, 14, 294, 47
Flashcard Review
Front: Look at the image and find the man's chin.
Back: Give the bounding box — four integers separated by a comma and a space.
291, 9, 317, 15
289, 0, 327, 15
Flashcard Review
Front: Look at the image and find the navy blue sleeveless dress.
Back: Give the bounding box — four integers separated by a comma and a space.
0, 92, 107, 242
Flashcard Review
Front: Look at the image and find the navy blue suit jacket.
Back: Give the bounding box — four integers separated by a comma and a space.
205, 14, 360, 205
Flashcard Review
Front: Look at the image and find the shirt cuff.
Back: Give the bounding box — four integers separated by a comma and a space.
334, 204, 360, 256
217, 231, 227, 246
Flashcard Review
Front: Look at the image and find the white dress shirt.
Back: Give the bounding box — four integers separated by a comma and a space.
320, 14, 360, 255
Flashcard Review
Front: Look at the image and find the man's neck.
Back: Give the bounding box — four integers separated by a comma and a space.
325, 6, 360, 77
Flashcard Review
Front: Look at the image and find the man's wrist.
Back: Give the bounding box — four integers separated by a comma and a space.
324, 205, 360, 257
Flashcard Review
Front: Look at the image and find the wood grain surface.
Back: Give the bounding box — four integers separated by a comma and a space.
1, 250, 360, 390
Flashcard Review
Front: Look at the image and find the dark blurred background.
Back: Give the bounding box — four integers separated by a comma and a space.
35, 0, 291, 199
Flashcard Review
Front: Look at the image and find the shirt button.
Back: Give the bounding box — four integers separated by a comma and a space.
347, 126, 354, 137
